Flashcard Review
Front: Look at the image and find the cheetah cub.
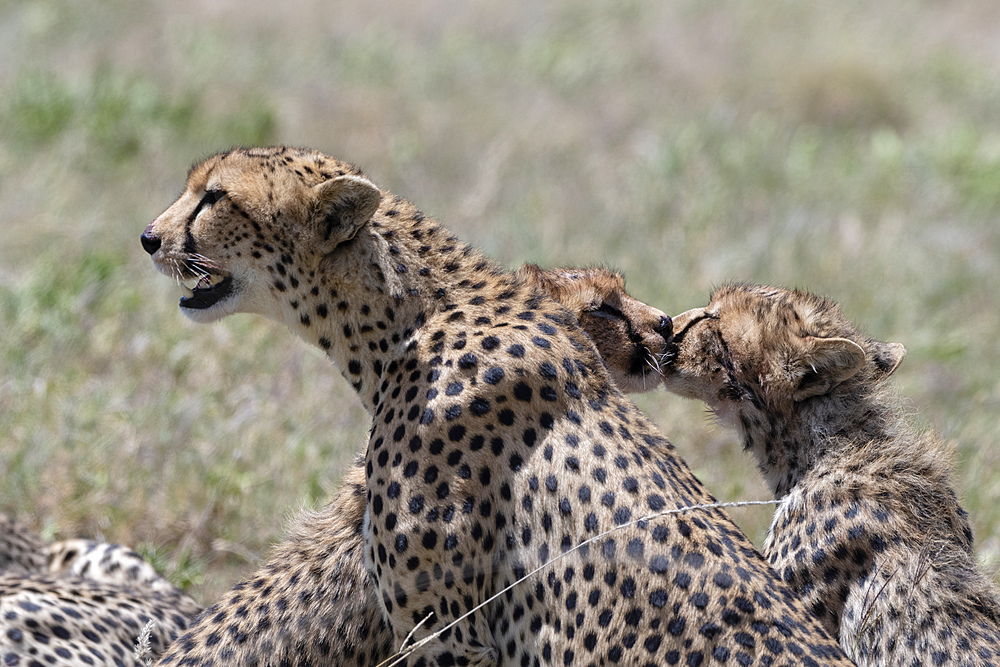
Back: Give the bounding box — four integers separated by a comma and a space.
661, 283, 1000, 666
514, 263, 671, 394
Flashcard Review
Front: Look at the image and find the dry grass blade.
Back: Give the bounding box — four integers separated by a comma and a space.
378, 499, 780, 667
133, 620, 156, 666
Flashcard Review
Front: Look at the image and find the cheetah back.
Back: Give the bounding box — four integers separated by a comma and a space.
155, 264, 669, 666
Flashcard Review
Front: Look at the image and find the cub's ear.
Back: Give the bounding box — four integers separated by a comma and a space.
872, 341, 905, 378
517, 264, 564, 294
515, 263, 546, 285
793, 336, 866, 401
313, 175, 382, 246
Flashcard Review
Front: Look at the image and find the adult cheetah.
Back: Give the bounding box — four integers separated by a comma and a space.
0, 267, 665, 667
661, 282, 1000, 666
155, 263, 671, 666
142, 146, 851, 666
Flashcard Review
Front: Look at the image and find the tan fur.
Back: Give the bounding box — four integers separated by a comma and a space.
44, 539, 189, 597
0, 267, 669, 667
0, 573, 200, 660
143, 147, 851, 666
662, 282, 1000, 666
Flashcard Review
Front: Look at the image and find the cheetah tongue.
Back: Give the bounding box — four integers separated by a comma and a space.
180, 275, 234, 310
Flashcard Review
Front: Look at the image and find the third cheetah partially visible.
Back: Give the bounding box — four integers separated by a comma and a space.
0, 518, 201, 665
661, 283, 1000, 666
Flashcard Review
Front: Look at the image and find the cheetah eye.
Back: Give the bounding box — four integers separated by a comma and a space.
586, 302, 624, 321
202, 189, 224, 207
191, 189, 225, 219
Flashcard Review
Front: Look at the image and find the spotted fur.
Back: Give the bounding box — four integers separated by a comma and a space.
1, 515, 48, 575
0, 516, 201, 665
143, 147, 851, 666
661, 283, 1000, 666
152, 263, 670, 665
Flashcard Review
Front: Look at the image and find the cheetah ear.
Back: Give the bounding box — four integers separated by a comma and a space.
793, 336, 866, 401
313, 175, 382, 246
515, 263, 546, 284
872, 341, 905, 378
516, 264, 561, 295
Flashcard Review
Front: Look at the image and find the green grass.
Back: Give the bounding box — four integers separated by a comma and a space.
2, 0, 999, 600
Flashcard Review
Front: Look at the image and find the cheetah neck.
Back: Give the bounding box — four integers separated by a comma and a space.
735, 380, 906, 498
274, 203, 511, 414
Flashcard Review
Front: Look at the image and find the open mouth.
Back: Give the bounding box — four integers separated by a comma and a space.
179, 273, 234, 310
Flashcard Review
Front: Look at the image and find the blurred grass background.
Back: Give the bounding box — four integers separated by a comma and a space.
2, 0, 999, 601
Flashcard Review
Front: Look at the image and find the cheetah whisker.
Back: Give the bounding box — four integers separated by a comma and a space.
381, 498, 781, 667
657, 349, 676, 367
166, 258, 185, 285
190, 253, 224, 271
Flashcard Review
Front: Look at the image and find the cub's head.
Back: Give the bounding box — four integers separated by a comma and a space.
140, 147, 381, 323
661, 283, 905, 425
517, 264, 672, 393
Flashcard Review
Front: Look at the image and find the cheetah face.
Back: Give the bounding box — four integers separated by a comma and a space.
516, 265, 672, 392
140, 148, 380, 324
657, 296, 746, 426
661, 283, 904, 425
140, 184, 241, 322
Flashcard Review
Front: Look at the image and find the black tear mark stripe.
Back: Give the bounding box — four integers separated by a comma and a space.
184, 190, 224, 254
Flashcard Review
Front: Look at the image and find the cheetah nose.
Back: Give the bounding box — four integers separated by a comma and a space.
140, 228, 161, 255
654, 315, 672, 341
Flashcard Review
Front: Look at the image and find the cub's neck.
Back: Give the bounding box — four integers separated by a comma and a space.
733, 379, 906, 498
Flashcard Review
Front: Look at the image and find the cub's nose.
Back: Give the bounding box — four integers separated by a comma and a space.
140, 230, 161, 255
654, 315, 672, 341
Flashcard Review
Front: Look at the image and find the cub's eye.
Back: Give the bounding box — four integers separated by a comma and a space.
589, 302, 624, 320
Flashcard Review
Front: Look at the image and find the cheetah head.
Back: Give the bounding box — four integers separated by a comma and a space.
140, 147, 381, 324
661, 283, 905, 425
517, 264, 672, 393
